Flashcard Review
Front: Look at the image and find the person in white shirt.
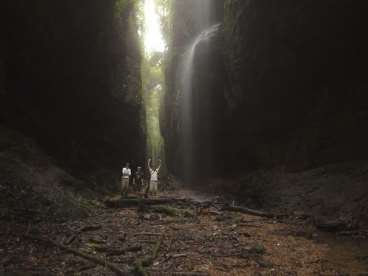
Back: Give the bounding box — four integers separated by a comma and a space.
147, 158, 161, 195
121, 163, 131, 197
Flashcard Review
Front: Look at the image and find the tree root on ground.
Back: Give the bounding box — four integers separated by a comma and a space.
105, 198, 184, 208
223, 205, 278, 218
131, 239, 162, 276
24, 235, 131, 276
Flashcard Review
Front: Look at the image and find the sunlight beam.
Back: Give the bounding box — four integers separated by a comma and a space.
143, 0, 166, 55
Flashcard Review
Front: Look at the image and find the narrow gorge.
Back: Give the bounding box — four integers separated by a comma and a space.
1, 0, 368, 275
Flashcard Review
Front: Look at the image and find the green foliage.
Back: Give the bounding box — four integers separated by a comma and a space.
131, 262, 147, 276
135, 0, 145, 37
131, 239, 161, 275
141, 53, 165, 164
133, 0, 173, 170
152, 205, 194, 217
155, 0, 173, 46
114, 0, 143, 20
114, 0, 130, 18
152, 205, 179, 216
140, 1, 172, 168
114, 0, 172, 169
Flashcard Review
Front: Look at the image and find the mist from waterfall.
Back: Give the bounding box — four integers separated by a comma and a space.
178, 21, 221, 181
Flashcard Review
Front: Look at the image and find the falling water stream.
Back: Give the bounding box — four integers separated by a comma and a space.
178, 23, 221, 181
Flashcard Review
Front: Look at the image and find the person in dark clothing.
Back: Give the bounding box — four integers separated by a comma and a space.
135, 166, 144, 192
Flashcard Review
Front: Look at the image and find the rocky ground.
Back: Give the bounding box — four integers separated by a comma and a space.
1, 190, 368, 276
197, 163, 368, 232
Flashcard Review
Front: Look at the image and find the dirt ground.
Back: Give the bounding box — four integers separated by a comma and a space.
1, 190, 368, 276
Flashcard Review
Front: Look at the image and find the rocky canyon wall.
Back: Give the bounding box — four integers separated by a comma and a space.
223, 0, 368, 172
0, 0, 145, 182
164, 0, 368, 178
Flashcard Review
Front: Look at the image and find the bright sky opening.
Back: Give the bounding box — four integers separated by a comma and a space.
143, 0, 166, 54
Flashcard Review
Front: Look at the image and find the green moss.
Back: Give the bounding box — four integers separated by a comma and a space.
131, 262, 147, 276
152, 205, 180, 216
114, 0, 141, 18
114, 0, 129, 18
131, 240, 161, 275
152, 205, 194, 217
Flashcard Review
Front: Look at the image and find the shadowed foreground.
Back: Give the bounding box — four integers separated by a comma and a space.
2, 190, 368, 276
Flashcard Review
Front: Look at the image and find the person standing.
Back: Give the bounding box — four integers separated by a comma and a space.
121, 163, 131, 197
147, 158, 161, 195
135, 166, 144, 192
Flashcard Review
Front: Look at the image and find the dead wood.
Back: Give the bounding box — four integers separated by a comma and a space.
141, 239, 162, 266
90, 244, 142, 256
171, 253, 187, 258
104, 197, 206, 209
65, 234, 78, 245
77, 264, 97, 273
105, 198, 181, 208
223, 205, 275, 218
315, 220, 347, 231
79, 225, 102, 232
149, 272, 209, 276
134, 232, 162, 236
63, 225, 101, 246
106, 246, 143, 256
132, 239, 162, 275
118, 233, 127, 244
169, 273, 209, 276
24, 235, 130, 276
207, 210, 223, 216
89, 237, 107, 244
137, 240, 159, 244
161, 253, 187, 264
238, 223, 262, 228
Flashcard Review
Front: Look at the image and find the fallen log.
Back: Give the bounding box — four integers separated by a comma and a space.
79, 225, 102, 232
223, 205, 275, 218
106, 246, 143, 256
64, 225, 102, 245
65, 234, 78, 245
24, 235, 130, 276
314, 219, 348, 232
105, 198, 187, 208
169, 273, 209, 276
77, 264, 97, 273
148, 272, 209, 276
134, 232, 162, 236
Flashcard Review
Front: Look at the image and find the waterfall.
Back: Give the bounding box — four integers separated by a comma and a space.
178, 23, 221, 181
